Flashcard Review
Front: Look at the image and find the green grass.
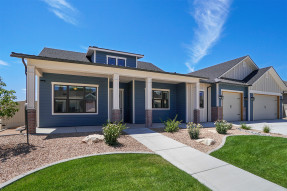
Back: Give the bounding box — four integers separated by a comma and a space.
3, 154, 209, 191
211, 136, 287, 188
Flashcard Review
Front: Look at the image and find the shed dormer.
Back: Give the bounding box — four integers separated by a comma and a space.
86, 46, 144, 68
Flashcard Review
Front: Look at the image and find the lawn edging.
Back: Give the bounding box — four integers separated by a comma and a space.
0, 151, 154, 189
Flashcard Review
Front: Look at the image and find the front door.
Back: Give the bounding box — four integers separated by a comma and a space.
109, 89, 124, 121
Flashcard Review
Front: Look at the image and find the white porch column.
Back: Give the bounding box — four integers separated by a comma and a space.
112, 74, 120, 122
193, 82, 200, 123
145, 78, 152, 127
27, 65, 36, 133
248, 86, 251, 121
27, 66, 35, 109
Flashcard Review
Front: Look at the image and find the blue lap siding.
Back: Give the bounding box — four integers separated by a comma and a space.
39, 73, 108, 127
39, 73, 186, 127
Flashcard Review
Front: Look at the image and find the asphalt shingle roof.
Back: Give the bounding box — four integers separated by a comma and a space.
38, 47, 163, 72
188, 56, 248, 83
243, 67, 272, 85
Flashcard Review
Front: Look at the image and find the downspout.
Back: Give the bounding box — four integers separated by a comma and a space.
207, 86, 211, 122
22, 58, 29, 145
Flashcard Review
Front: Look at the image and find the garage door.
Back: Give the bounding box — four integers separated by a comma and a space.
253, 94, 277, 120
223, 91, 242, 121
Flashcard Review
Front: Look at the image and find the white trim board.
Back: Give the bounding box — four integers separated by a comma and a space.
88, 47, 144, 58
250, 90, 282, 96
51, 82, 99, 115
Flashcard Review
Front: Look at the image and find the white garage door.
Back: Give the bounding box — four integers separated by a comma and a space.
253, 94, 277, 120
223, 91, 241, 121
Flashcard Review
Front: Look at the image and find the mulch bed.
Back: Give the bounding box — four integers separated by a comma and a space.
0, 132, 151, 184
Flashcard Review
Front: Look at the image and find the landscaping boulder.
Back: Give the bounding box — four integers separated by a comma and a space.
195, 138, 215, 146
82, 134, 104, 144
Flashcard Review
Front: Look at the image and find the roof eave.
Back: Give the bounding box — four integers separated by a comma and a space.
10, 52, 207, 80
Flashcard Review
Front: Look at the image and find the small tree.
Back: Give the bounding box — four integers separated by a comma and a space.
0, 77, 19, 123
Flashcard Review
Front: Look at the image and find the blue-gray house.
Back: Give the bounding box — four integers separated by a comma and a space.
11, 47, 287, 134
11, 46, 204, 133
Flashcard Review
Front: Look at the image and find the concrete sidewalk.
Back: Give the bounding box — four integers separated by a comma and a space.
124, 128, 286, 191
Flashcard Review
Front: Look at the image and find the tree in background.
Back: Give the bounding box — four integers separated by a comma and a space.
0, 77, 18, 123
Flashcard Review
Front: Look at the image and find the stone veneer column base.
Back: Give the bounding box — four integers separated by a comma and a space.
211, 107, 223, 122
27, 109, 36, 134
112, 109, 121, 122
193, 109, 200, 124
145, 109, 152, 128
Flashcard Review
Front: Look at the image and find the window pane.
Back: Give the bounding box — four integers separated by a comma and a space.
54, 85, 67, 99
153, 90, 162, 99
69, 100, 84, 112
163, 99, 169, 108
153, 99, 161, 108
108, 57, 116, 65
85, 87, 97, 100
118, 59, 126, 66
86, 100, 96, 113
54, 100, 66, 113
69, 86, 84, 99
162, 91, 169, 99
200, 91, 204, 108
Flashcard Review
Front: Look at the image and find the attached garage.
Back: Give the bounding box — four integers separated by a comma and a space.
253, 94, 278, 120
222, 91, 242, 121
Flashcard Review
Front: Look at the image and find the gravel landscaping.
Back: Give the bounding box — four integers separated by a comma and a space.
151, 126, 252, 153
0, 132, 151, 184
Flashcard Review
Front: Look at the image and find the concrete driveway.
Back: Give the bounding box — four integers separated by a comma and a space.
233, 119, 287, 135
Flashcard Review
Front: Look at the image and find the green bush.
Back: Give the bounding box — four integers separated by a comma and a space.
214, 120, 229, 134
163, 115, 182, 133
102, 121, 127, 145
263, 125, 270, 133
241, 123, 251, 130
226, 123, 233, 130
187, 122, 202, 139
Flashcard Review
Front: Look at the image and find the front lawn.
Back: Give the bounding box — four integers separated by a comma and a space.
210, 135, 287, 188
2, 154, 209, 191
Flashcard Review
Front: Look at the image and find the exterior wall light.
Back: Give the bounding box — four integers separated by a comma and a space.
219, 95, 224, 100
250, 96, 255, 101
244, 96, 248, 101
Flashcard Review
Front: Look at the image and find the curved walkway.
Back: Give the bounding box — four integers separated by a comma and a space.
124, 127, 286, 191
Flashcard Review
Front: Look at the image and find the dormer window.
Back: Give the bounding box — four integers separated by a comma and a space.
107, 55, 126, 67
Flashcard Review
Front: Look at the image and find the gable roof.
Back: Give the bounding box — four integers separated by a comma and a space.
188, 56, 249, 83
243, 67, 272, 85
39, 47, 163, 72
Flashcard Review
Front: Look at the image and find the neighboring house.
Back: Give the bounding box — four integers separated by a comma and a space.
189, 56, 287, 122
10, 47, 287, 133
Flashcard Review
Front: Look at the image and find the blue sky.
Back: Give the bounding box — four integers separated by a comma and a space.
0, 0, 286, 101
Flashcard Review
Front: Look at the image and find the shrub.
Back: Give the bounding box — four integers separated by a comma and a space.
263, 125, 270, 133
241, 123, 251, 130
226, 123, 233, 130
187, 122, 202, 139
102, 121, 127, 145
163, 115, 182, 133
214, 120, 229, 134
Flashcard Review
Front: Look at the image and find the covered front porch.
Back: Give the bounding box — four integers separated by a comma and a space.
24, 57, 203, 133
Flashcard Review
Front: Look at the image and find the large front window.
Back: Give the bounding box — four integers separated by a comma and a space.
152, 90, 169, 109
54, 84, 98, 114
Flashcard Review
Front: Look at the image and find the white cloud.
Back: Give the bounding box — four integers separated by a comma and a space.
0, 60, 9, 66
186, 0, 231, 71
80, 45, 88, 51
42, 0, 78, 25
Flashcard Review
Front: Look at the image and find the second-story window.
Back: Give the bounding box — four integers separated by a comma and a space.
107, 56, 126, 66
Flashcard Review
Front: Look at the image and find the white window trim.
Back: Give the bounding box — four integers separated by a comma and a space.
199, 89, 205, 109
106, 55, 127, 67
152, 88, 170, 110
51, 82, 99, 115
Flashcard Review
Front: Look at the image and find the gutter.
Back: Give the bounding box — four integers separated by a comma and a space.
10, 52, 208, 80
